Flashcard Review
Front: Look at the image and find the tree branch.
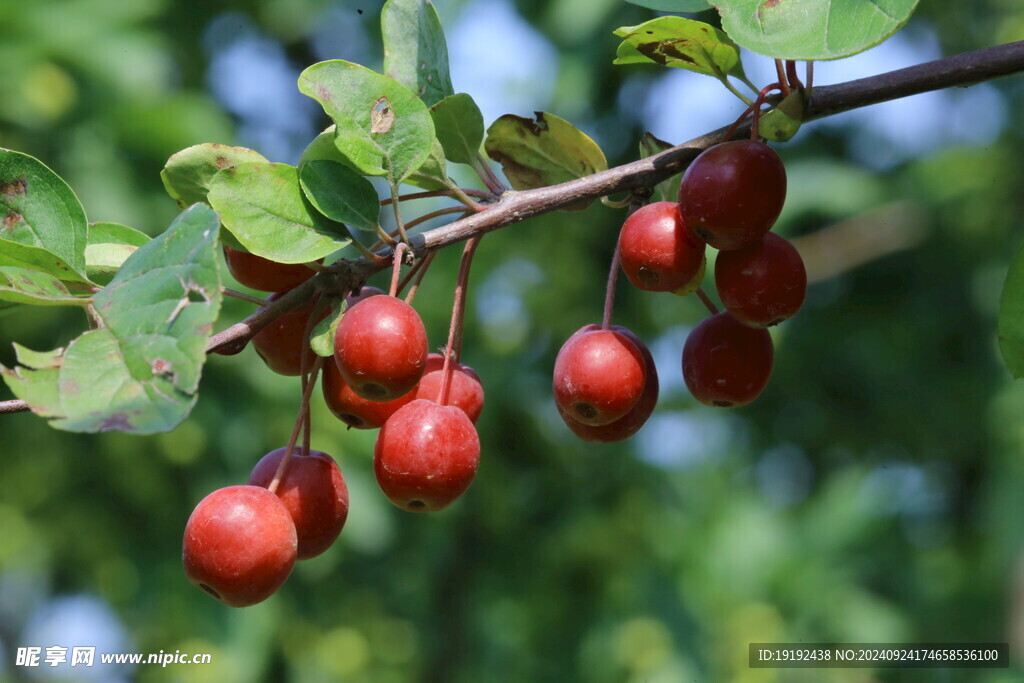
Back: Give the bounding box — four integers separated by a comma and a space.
0, 399, 31, 414
2, 42, 1021, 418
202, 41, 1024, 355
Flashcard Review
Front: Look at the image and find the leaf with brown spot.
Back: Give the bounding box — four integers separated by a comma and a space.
484, 112, 607, 211
0, 149, 88, 280
160, 144, 268, 209
613, 16, 745, 79
1, 205, 225, 434
0, 177, 27, 197
299, 61, 435, 185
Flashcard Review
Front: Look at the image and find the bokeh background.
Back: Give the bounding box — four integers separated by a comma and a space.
1, 0, 1024, 681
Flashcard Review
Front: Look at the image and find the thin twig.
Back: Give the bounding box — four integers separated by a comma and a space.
0, 399, 30, 414
268, 356, 324, 494
222, 288, 269, 306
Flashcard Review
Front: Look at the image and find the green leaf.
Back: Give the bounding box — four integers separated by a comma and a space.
715, 0, 920, 60
998, 241, 1024, 378
0, 267, 90, 306
299, 126, 356, 170
299, 161, 381, 233
484, 112, 608, 210
758, 90, 805, 142
310, 299, 345, 357
14, 343, 64, 370
0, 148, 89, 279
160, 144, 268, 208
208, 161, 351, 264
3, 345, 63, 416
382, 0, 454, 108
88, 222, 150, 247
613, 16, 745, 79
405, 138, 452, 191
85, 221, 151, 284
0, 238, 91, 283
626, 0, 712, 11
1, 204, 225, 434
298, 60, 436, 184
639, 133, 681, 203
430, 93, 485, 165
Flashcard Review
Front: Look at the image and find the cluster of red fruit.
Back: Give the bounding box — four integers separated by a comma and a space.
183, 247, 485, 606
554, 140, 806, 441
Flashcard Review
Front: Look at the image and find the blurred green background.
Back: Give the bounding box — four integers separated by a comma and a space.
2, 0, 1024, 681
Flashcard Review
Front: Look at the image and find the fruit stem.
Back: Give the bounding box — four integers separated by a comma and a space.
601, 242, 621, 331
722, 101, 757, 143
716, 74, 754, 106
472, 153, 506, 195
222, 288, 270, 306
367, 208, 471, 253
298, 296, 329, 456
602, 194, 649, 330
347, 235, 391, 266
750, 82, 782, 141
786, 60, 805, 92
696, 287, 719, 315
388, 242, 409, 298
438, 236, 482, 406
404, 206, 471, 233
775, 60, 792, 97
445, 183, 492, 212
374, 223, 398, 246
380, 188, 491, 206
268, 355, 325, 494
387, 182, 411, 244
403, 251, 437, 305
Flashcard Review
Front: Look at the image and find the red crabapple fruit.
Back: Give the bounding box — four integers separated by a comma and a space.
677, 140, 787, 251
333, 296, 428, 401
618, 201, 706, 292
557, 325, 659, 443
182, 485, 297, 607
374, 399, 480, 512
682, 311, 774, 407
322, 360, 416, 429
223, 245, 319, 293
251, 294, 327, 376
248, 448, 349, 559
415, 353, 485, 423
714, 232, 807, 327
553, 326, 647, 426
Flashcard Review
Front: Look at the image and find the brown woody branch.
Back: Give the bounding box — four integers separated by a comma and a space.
4, 41, 1023, 417
216, 41, 1024, 349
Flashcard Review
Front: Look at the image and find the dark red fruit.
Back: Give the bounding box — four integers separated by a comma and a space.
557, 325, 659, 443
374, 399, 480, 512
618, 201, 706, 292
415, 353, 485, 423
322, 360, 416, 429
553, 326, 646, 426
182, 485, 297, 607
333, 296, 428, 401
677, 140, 787, 251
682, 311, 773, 407
714, 233, 807, 327
248, 448, 349, 559
223, 245, 319, 293
251, 293, 327, 376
